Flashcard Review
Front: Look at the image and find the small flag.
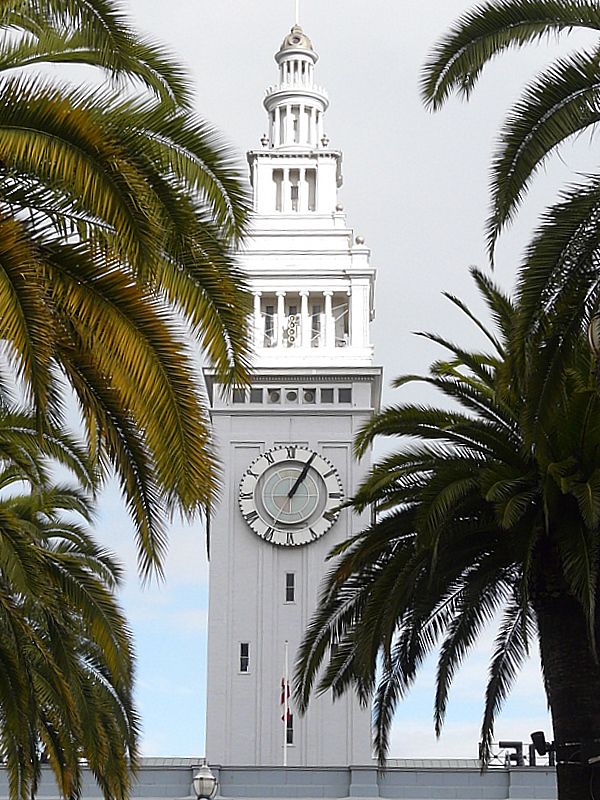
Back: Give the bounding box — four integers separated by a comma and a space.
281, 678, 290, 721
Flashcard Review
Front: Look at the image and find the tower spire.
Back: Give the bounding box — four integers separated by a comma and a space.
295, 0, 299, 25
262, 23, 329, 151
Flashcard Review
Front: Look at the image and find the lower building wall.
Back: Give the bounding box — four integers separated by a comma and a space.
0, 760, 557, 800
214, 764, 557, 800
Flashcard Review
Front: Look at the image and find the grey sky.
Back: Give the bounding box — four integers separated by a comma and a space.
90, 0, 598, 759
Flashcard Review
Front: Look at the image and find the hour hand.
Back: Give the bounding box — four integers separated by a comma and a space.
288, 452, 317, 499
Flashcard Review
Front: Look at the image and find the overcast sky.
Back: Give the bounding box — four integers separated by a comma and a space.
89, 0, 600, 761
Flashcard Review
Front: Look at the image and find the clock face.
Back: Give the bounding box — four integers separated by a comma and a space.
238, 445, 344, 546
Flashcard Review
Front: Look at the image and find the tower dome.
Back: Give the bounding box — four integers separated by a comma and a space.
279, 24, 313, 53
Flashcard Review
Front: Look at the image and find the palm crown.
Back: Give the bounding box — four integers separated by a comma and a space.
0, 406, 137, 800
295, 270, 600, 786
421, 0, 600, 380
0, 0, 253, 576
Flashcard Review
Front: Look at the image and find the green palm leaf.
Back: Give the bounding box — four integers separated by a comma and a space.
296, 272, 600, 777
0, 0, 252, 571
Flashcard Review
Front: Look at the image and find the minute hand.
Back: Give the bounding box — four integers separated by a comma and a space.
288, 452, 317, 499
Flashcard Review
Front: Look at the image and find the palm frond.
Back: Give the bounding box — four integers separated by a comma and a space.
421, 0, 600, 110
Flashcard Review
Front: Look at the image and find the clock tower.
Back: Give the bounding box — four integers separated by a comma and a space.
205, 23, 382, 768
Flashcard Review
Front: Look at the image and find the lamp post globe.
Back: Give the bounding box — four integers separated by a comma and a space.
192, 765, 218, 800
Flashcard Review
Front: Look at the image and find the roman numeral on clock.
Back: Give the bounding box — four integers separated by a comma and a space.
264, 527, 275, 542
243, 510, 259, 524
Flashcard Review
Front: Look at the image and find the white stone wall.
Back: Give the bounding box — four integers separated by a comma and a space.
205, 372, 380, 767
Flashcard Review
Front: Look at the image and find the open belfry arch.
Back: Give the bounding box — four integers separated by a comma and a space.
204, 21, 382, 767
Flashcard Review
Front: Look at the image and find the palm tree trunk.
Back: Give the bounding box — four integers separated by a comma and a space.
535, 590, 600, 800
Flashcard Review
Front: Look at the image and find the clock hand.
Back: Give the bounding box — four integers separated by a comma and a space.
287, 452, 317, 500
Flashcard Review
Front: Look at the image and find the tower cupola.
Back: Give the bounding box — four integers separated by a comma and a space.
279, 23, 313, 53
263, 24, 329, 150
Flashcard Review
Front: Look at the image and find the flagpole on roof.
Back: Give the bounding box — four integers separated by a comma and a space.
284, 640, 289, 767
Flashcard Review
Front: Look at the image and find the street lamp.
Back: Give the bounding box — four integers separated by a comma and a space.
192, 763, 218, 800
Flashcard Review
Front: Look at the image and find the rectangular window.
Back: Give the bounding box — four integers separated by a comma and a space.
233, 388, 246, 404
334, 298, 349, 346
279, 108, 286, 145
290, 187, 298, 211
285, 573, 295, 603
239, 642, 250, 673
305, 168, 316, 211
311, 305, 321, 347
273, 169, 283, 212
250, 388, 263, 404
286, 713, 294, 745
290, 169, 300, 211
338, 388, 352, 404
264, 305, 274, 347
321, 388, 334, 404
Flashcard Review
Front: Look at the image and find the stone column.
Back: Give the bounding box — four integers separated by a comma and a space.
282, 168, 289, 213
323, 291, 334, 348
350, 281, 368, 349
299, 104, 307, 146
300, 290, 310, 348
285, 103, 292, 145
299, 168, 306, 212
274, 108, 281, 147
276, 291, 286, 347
253, 292, 262, 349
345, 288, 352, 347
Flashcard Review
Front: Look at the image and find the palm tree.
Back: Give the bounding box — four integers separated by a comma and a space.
421, 0, 600, 390
295, 270, 600, 800
0, 0, 252, 576
0, 407, 137, 800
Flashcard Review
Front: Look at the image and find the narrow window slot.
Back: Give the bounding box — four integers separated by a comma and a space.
239, 642, 250, 673
285, 573, 295, 603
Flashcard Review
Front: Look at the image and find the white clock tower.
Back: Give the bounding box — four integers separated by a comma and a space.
205, 23, 382, 768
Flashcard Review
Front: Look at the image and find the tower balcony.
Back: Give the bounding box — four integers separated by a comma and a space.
264, 84, 328, 102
